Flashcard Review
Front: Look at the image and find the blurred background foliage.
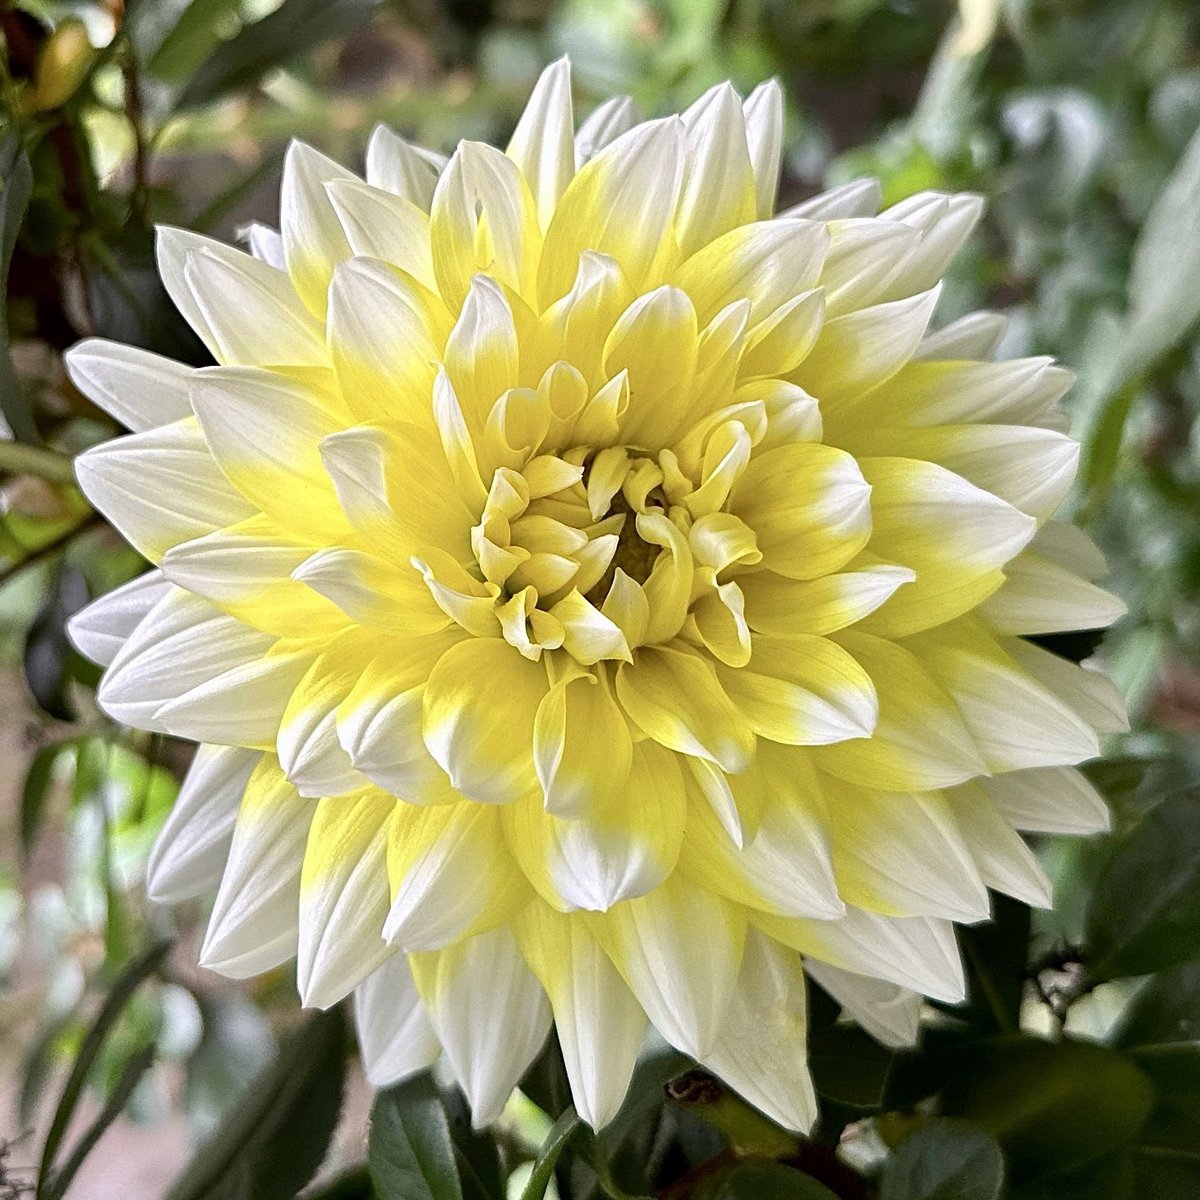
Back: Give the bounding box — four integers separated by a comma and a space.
2, 0, 1200, 1197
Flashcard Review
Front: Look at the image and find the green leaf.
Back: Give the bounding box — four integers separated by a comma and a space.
1120, 124, 1200, 380
1078, 124, 1200, 508
952, 895, 1030, 1034
368, 1074, 462, 1200
1086, 793, 1200, 981
36, 939, 172, 1200
1009, 1149, 1134, 1200
1117, 962, 1200, 1049
880, 1120, 1004, 1200
442, 1090, 504, 1200
164, 1008, 347, 1200
126, 0, 243, 83
24, 566, 90, 722
177, 0, 381, 108
807, 1023, 895, 1109
940, 1037, 1154, 1185
715, 1160, 839, 1200
0, 124, 36, 445
520, 1108, 582, 1200
20, 741, 67, 861
302, 1164, 374, 1200
44, 1041, 157, 1200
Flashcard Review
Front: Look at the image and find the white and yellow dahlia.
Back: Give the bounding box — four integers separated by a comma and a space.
65, 60, 1127, 1131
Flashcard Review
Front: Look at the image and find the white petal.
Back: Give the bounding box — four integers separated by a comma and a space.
980, 551, 1126, 635
280, 140, 357, 317
878, 191, 984, 300
915, 310, 1008, 361
353, 955, 441, 1087
507, 57, 575, 231
67, 570, 171, 667
97, 589, 274, 734
574, 95, 641, 167
153, 647, 311, 747
702, 930, 818, 1132
909, 623, 1101, 771
298, 794, 394, 1008
981, 766, 1110, 835
945, 782, 1053, 908
74, 418, 254, 562
200, 761, 311, 978
781, 178, 882, 220
825, 778, 991, 923
275, 638, 377, 799
681, 745, 843, 920
506, 741, 685, 913
158, 228, 325, 366
64, 339, 192, 431
796, 286, 941, 409
324, 179, 436, 290
515, 907, 645, 1131
365, 124, 440, 209
384, 804, 526, 951
591, 875, 744, 1059
676, 83, 756, 257
1031, 518, 1109, 580
742, 80, 784, 219
805, 962, 923, 1048
411, 926, 552, 1127
761, 904, 966, 1003
244, 222, 285, 269
1005, 637, 1129, 735
146, 745, 259, 904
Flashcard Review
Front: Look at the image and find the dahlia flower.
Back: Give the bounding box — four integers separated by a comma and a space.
65, 60, 1127, 1131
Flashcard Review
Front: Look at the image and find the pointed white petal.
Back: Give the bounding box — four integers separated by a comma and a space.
67, 570, 171, 667
353, 955, 441, 1087
507, 57, 575, 231
781, 178, 882, 220
146, 745, 259, 904
74, 418, 254, 562
574, 95, 642, 167
324, 179, 436, 290
742, 80, 784, 219
702, 930, 818, 1132
981, 766, 1110, 835
759, 905, 966, 1003
365, 124, 440, 209
516, 907, 645, 1130
591, 875, 744, 1060
64, 339, 192, 431
200, 760, 311, 978
244, 222, 285, 269
298, 793, 394, 1008
280, 139, 357, 317
411, 926, 552, 1127
945, 782, 1053, 908
805, 962, 923, 1048
825, 777, 991, 923
384, 803, 527, 951
96, 589, 274, 734
915, 310, 1008, 361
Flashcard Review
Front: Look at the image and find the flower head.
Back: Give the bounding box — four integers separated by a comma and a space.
67, 60, 1126, 1131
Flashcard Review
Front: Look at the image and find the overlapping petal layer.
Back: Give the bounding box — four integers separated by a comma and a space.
68, 59, 1126, 1132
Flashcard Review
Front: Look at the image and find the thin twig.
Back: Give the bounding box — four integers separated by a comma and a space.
0, 513, 103, 586
0, 442, 77, 484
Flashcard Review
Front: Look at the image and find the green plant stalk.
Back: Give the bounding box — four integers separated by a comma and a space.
0, 440, 77, 484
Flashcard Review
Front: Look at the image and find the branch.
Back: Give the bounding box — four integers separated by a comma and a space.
0, 442, 77, 484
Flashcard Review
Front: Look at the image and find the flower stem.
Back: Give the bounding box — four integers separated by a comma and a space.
0, 441, 77, 484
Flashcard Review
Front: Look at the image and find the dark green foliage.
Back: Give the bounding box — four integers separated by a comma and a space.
163, 1009, 348, 1200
